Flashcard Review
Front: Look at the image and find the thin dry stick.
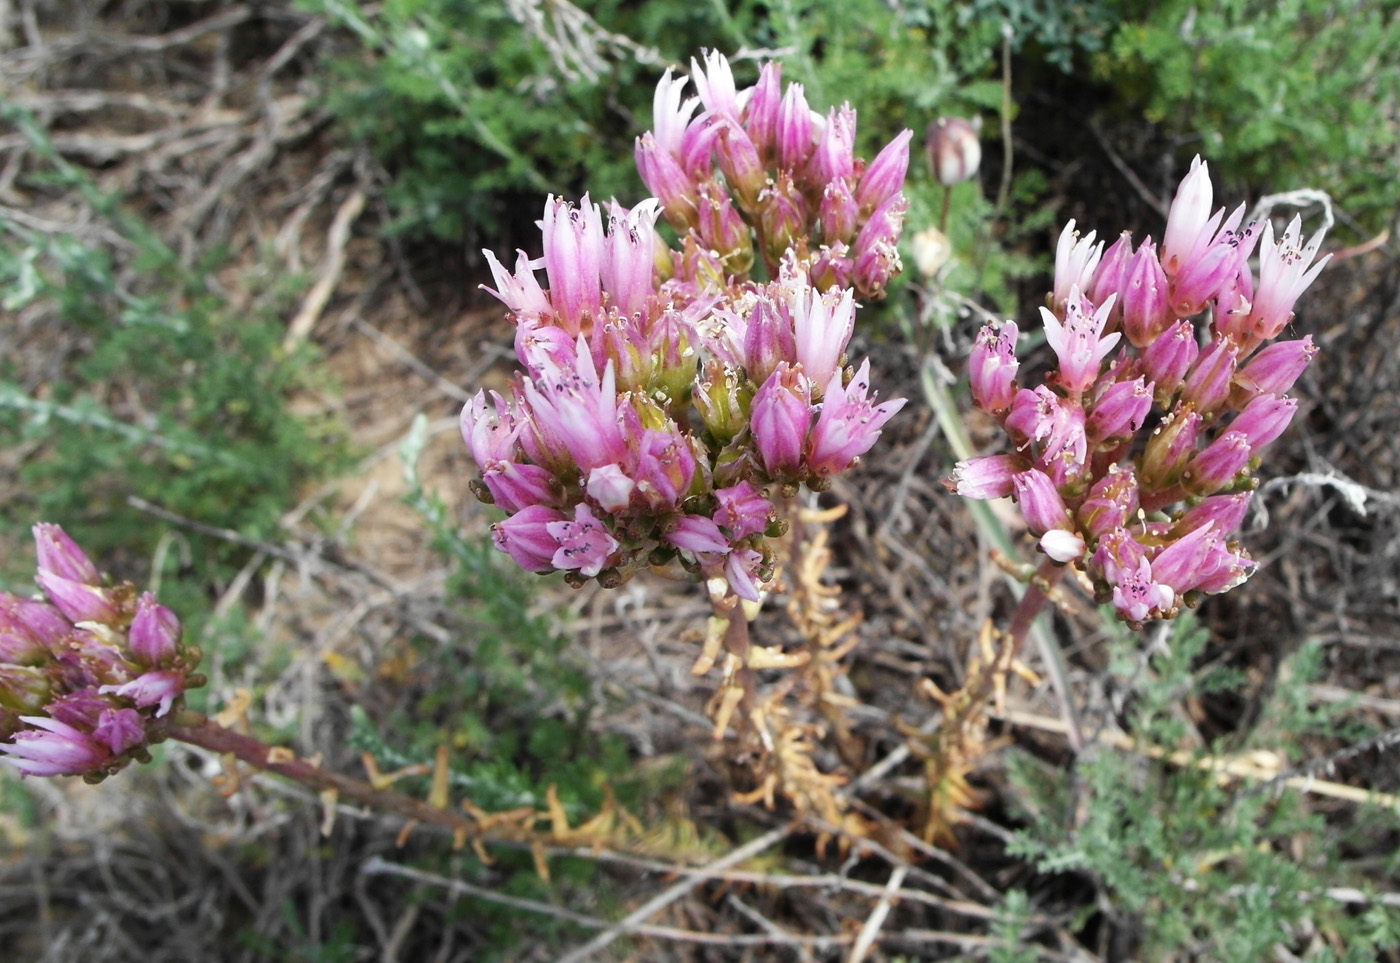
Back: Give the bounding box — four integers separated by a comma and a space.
284, 186, 367, 349
360, 856, 852, 951
554, 821, 798, 963
999, 708, 1400, 807
846, 864, 909, 963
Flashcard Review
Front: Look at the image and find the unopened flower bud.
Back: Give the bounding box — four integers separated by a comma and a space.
758, 172, 808, 271
697, 183, 754, 277
33, 523, 101, 585
1086, 376, 1153, 445
744, 62, 783, 165
35, 571, 120, 626
1180, 338, 1239, 418
1013, 469, 1073, 536
1090, 232, 1134, 323
1078, 464, 1140, 541
1229, 394, 1298, 454
750, 363, 812, 477
1184, 431, 1251, 494
1142, 321, 1200, 403
925, 116, 980, 186
810, 105, 856, 186
128, 592, 181, 668
818, 176, 859, 246
1140, 405, 1201, 489
635, 133, 698, 233
1120, 240, 1171, 348
968, 321, 1020, 413
1175, 492, 1253, 537
854, 129, 912, 217
777, 83, 815, 171
946, 453, 1029, 500
714, 120, 767, 213
1232, 336, 1316, 402
696, 362, 752, 446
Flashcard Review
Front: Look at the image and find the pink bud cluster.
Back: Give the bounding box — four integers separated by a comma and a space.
0, 524, 203, 779
951, 157, 1328, 625
635, 50, 913, 299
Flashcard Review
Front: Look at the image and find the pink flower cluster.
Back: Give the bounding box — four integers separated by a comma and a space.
636, 50, 912, 299
465, 53, 910, 602
0, 524, 203, 779
951, 157, 1328, 625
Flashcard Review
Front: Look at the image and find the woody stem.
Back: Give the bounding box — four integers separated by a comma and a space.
167, 713, 478, 836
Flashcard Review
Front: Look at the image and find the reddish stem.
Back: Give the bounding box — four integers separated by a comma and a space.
1007, 557, 1066, 657
167, 714, 477, 836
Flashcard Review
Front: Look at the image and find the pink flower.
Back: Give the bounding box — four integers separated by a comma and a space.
481, 249, 551, 322
790, 282, 855, 394
521, 345, 626, 473
714, 120, 766, 211
1245, 215, 1330, 340
1229, 394, 1298, 454
1141, 321, 1200, 400
725, 548, 766, 603
546, 504, 619, 578
806, 360, 907, 477
602, 199, 660, 319
649, 68, 700, 156
585, 464, 636, 513
492, 505, 568, 573
462, 390, 522, 468
1180, 338, 1239, 417
666, 515, 731, 556
1119, 239, 1171, 348
850, 193, 908, 297
1040, 287, 1120, 394
1012, 469, 1073, 536
1233, 336, 1316, 400
818, 176, 859, 246
714, 481, 772, 540
810, 105, 856, 185
635, 132, 698, 231
968, 321, 1020, 413
94, 706, 145, 755
481, 460, 558, 514
540, 195, 605, 334
690, 49, 740, 120
1052, 222, 1103, 312
632, 427, 698, 510
1161, 155, 1215, 277
1, 715, 110, 777
35, 570, 119, 626
100, 669, 186, 718
1086, 376, 1153, 445
743, 62, 782, 162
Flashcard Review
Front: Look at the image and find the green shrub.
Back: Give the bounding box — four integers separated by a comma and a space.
1007, 614, 1400, 958
0, 104, 347, 604
1096, 0, 1400, 235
